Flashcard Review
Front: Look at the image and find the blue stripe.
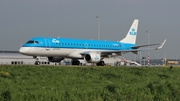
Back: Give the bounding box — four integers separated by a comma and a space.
22, 37, 136, 50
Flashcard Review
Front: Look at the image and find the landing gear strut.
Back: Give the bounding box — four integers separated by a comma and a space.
96, 61, 105, 66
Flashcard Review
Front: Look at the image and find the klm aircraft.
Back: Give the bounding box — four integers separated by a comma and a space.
19, 19, 166, 66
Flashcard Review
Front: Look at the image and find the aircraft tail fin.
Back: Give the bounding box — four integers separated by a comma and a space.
120, 19, 139, 44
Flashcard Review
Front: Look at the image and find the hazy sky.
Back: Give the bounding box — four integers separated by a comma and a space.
0, 0, 179, 59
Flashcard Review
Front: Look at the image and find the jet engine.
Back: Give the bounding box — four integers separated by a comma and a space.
84, 53, 101, 63
48, 57, 64, 62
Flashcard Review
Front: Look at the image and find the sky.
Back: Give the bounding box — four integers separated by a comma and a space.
0, 0, 179, 60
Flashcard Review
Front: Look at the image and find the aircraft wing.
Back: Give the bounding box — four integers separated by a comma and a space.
131, 43, 160, 49
81, 39, 166, 57
104, 39, 166, 53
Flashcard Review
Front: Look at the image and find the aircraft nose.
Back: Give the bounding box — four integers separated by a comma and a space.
19, 47, 28, 54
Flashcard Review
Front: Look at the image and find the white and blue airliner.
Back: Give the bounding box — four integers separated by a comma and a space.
19, 19, 166, 66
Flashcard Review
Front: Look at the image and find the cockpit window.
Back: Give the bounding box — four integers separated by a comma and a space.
26, 40, 39, 44
35, 41, 39, 44
26, 40, 34, 44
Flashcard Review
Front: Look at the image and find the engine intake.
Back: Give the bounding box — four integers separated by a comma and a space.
84, 53, 101, 63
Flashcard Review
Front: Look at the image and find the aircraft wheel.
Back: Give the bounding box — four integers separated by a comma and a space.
72, 60, 80, 65
96, 61, 105, 66
100, 61, 105, 66
34, 61, 40, 65
96, 62, 100, 66
76, 61, 80, 65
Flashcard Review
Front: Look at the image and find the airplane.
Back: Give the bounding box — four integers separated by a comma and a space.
19, 19, 166, 66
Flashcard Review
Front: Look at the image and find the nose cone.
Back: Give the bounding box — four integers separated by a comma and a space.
19, 47, 28, 55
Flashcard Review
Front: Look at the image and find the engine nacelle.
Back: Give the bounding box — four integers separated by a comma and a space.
84, 53, 101, 63
48, 57, 64, 62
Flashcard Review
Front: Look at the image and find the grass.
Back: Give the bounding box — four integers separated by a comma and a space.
0, 65, 180, 101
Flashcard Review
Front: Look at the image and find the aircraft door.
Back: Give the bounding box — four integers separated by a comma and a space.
85, 43, 88, 49
121, 43, 125, 50
44, 38, 51, 50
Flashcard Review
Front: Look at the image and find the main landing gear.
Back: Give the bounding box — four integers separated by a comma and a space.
96, 61, 105, 66
71, 59, 80, 65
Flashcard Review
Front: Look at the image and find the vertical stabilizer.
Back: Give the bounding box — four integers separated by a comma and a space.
120, 19, 139, 44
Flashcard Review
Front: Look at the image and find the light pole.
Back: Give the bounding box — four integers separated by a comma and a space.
165, 50, 166, 59
157, 52, 159, 65
96, 15, 100, 40
176, 53, 177, 62
164, 50, 167, 65
147, 30, 150, 66
139, 51, 142, 65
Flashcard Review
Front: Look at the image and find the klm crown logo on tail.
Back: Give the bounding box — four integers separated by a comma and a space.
120, 19, 138, 44
129, 28, 136, 35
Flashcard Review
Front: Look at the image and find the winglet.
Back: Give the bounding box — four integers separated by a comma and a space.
155, 39, 166, 50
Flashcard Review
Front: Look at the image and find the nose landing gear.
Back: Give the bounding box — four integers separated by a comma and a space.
34, 61, 40, 65
34, 56, 40, 65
